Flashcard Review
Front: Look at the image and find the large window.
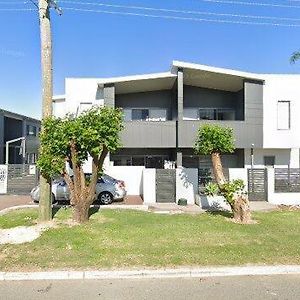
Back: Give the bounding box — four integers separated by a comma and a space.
183, 108, 235, 121
277, 101, 290, 130
123, 108, 167, 121
111, 155, 168, 168
26, 125, 37, 136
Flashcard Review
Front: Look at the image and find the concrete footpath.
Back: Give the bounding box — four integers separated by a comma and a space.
1, 275, 300, 300
1, 265, 300, 281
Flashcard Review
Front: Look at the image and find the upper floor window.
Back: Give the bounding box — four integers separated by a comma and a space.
124, 108, 167, 121
26, 125, 36, 136
277, 101, 290, 130
184, 108, 235, 121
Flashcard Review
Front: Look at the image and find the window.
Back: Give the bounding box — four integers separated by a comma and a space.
264, 156, 275, 167
183, 109, 198, 120
183, 108, 236, 121
148, 109, 167, 121
132, 109, 149, 121
26, 125, 36, 136
124, 108, 167, 121
199, 109, 215, 120
216, 109, 235, 120
277, 101, 290, 130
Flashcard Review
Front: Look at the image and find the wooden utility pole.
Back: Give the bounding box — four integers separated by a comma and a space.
38, 0, 53, 221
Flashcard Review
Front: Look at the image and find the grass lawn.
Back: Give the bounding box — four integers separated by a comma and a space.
0, 208, 299, 271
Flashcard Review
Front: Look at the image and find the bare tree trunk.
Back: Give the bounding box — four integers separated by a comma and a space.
211, 152, 252, 223
232, 195, 252, 223
38, 0, 53, 222
73, 197, 90, 223
211, 152, 226, 185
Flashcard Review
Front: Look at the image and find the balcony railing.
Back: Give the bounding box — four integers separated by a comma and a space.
178, 120, 263, 148
121, 121, 176, 148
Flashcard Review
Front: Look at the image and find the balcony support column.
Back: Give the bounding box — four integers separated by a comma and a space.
176, 151, 182, 167
104, 84, 115, 108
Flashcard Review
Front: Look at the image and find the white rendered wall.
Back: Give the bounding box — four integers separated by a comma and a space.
229, 168, 248, 191
267, 168, 300, 205
176, 167, 198, 205
263, 75, 300, 149
244, 148, 296, 168
105, 166, 145, 196
143, 169, 156, 204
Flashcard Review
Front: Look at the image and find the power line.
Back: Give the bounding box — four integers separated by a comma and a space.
0, 8, 34, 11
59, 1, 300, 22
61, 6, 300, 27
201, 0, 300, 9
0, 1, 26, 4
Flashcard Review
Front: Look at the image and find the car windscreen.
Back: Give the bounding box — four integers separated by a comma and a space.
101, 174, 117, 184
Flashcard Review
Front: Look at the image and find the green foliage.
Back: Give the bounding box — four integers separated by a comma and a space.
290, 51, 300, 64
221, 179, 246, 205
204, 182, 220, 197
194, 124, 235, 155
37, 106, 124, 178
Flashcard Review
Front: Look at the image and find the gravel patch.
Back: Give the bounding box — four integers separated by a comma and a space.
0, 223, 54, 245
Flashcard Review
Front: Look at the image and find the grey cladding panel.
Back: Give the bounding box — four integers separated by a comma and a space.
116, 90, 176, 120
121, 121, 176, 148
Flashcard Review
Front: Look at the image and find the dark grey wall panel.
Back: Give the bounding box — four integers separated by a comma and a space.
120, 121, 176, 148
184, 85, 240, 108
116, 90, 176, 120
0, 113, 4, 163
178, 81, 264, 149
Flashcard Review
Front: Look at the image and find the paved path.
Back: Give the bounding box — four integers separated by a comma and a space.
0, 195, 33, 211
0, 275, 299, 299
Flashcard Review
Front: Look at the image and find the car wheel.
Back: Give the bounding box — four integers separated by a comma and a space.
52, 193, 57, 204
98, 192, 113, 205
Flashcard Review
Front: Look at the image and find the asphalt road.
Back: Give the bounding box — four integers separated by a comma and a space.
0, 275, 300, 300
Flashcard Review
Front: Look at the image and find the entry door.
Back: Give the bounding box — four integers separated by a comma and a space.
156, 169, 176, 203
247, 168, 268, 201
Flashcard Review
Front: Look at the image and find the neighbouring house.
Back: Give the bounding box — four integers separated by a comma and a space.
0, 108, 41, 165
52, 61, 300, 205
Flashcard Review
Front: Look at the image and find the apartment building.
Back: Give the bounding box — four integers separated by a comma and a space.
53, 61, 300, 170
0, 108, 41, 164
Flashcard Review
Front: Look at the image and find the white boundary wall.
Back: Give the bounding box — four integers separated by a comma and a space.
105, 166, 145, 196
0, 165, 8, 194
176, 168, 198, 205
267, 168, 300, 205
143, 169, 156, 204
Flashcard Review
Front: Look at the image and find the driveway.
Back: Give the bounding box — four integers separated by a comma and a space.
0, 195, 143, 212
0, 195, 33, 211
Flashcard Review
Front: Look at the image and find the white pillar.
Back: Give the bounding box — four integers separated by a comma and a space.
290, 148, 300, 168
176, 167, 198, 205
143, 169, 156, 204
267, 167, 275, 203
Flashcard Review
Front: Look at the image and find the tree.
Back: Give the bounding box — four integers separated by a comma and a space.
37, 107, 124, 223
194, 124, 252, 224
290, 51, 300, 64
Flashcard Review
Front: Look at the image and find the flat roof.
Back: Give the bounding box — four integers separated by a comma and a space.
0, 108, 40, 123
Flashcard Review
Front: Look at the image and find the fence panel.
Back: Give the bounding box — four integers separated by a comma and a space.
7, 164, 39, 195
198, 168, 229, 194
275, 168, 300, 193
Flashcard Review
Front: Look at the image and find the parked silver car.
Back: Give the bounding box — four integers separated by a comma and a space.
30, 174, 126, 205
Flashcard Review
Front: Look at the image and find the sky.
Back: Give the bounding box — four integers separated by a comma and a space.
0, 0, 300, 119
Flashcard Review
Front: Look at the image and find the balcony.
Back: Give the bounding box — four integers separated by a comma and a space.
178, 120, 263, 148
121, 121, 176, 148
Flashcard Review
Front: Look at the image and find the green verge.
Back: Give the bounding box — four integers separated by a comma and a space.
0, 208, 299, 271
